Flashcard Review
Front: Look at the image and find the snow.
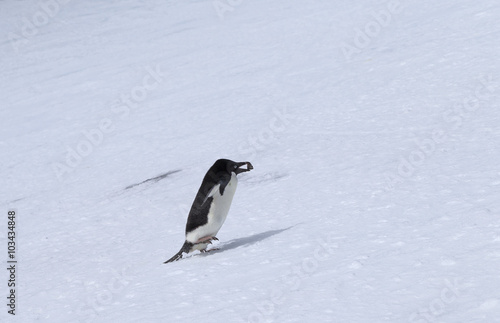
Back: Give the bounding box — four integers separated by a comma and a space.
1, 0, 500, 322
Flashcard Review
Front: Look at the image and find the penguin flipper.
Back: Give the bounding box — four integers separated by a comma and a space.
164, 241, 193, 264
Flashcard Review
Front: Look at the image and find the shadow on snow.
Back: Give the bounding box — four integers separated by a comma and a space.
207, 226, 295, 255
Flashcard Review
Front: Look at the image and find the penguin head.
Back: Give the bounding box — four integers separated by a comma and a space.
232, 160, 254, 175
214, 159, 254, 175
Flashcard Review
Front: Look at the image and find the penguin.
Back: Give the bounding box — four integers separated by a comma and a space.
164, 159, 253, 263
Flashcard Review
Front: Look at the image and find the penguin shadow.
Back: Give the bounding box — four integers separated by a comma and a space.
205, 226, 295, 256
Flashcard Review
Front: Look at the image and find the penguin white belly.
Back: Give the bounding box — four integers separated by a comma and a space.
186, 173, 238, 243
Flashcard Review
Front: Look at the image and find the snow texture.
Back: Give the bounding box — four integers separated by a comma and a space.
1, 0, 500, 322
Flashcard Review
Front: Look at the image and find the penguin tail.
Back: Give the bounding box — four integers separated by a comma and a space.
164, 241, 193, 264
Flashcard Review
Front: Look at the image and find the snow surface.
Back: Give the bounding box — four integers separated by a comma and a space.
1, 0, 500, 322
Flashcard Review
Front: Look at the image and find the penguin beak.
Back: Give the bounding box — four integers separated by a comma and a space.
235, 161, 254, 174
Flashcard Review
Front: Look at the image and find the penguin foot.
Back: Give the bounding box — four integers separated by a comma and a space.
192, 236, 220, 253
207, 236, 219, 244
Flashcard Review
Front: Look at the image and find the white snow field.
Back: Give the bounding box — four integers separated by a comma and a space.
1, 0, 500, 322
